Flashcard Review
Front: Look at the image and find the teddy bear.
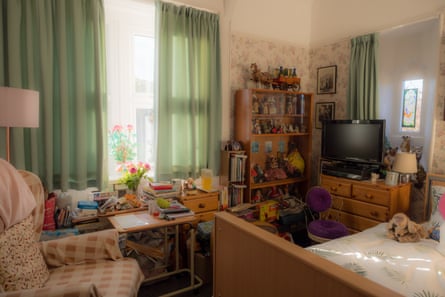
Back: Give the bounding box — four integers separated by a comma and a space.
386, 213, 428, 243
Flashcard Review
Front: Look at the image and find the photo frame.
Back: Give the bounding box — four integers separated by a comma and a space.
425, 173, 445, 222
315, 102, 335, 129
317, 65, 337, 94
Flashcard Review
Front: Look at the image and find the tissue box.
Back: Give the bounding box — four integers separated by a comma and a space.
257, 200, 279, 222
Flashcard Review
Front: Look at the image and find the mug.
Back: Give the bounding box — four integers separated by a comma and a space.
385, 171, 399, 186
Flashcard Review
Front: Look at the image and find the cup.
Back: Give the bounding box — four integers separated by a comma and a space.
201, 168, 213, 191
370, 173, 379, 183
385, 171, 399, 186
148, 200, 159, 217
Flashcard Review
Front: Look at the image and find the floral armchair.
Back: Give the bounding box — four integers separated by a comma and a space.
0, 159, 144, 297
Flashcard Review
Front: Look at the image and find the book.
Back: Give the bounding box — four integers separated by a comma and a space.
164, 210, 195, 219
150, 182, 174, 190
158, 200, 190, 214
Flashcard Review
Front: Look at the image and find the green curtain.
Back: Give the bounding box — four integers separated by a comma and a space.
155, 1, 222, 180
0, 0, 107, 191
347, 33, 378, 120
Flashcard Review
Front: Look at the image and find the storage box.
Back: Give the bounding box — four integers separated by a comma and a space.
257, 200, 279, 222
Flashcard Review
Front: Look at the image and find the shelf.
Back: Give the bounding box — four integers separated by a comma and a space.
252, 114, 307, 119
234, 88, 313, 203
251, 133, 310, 137
250, 177, 306, 189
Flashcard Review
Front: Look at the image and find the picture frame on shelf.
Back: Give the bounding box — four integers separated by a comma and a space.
317, 65, 337, 94
315, 102, 335, 129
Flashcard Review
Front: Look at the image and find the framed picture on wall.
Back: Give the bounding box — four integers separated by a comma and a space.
317, 65, 337, 94
315, 102, 335, 129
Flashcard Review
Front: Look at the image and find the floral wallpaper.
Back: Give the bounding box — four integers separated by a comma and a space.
230, 22, 445, 183
431, 14, 445, 174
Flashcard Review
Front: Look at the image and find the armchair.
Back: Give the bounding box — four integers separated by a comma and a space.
0, 159, 144, 297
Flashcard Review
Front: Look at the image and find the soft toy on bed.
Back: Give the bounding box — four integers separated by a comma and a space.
387, 213, 428, 243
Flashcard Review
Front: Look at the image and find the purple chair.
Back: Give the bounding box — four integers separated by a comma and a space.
306, 187, 349, 243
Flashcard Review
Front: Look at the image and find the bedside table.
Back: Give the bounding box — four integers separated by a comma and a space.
178, 190, 219, 222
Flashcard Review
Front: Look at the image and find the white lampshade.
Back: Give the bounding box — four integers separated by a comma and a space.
392, 152, 417, 174
0, 87, 39, 127
0, 86, 39, 162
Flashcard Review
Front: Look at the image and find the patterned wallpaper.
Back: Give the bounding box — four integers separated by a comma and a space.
432, 14, 445, 174
230, 23, 445, 183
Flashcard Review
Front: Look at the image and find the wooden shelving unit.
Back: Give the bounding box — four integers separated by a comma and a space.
234, 88, 313, 203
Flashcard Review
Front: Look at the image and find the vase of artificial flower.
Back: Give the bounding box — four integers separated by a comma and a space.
118, 161, 152, 196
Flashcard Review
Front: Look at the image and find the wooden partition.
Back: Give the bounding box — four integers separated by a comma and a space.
213, 212, 402, 297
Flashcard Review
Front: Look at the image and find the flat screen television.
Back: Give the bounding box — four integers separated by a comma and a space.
321, 119, 386, 165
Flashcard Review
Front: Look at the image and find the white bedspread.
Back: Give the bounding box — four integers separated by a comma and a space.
307, 223, 445, 296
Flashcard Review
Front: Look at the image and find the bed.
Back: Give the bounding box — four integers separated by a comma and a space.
213, 174, 445, 297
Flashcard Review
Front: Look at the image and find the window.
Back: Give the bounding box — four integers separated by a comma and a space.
104, 0, 156, 180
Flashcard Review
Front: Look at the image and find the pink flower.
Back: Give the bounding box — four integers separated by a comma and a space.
112, 125, 123, 132
127, 124, 134, 131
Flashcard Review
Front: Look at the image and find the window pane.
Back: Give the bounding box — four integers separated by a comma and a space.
134, 35, 154, 94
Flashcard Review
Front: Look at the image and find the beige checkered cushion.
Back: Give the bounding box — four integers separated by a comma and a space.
45, 258, 142, 297
0, 215, 49, 291
40, 229, 144, 297
1, 283, 100, 297
40, 229, 123, 267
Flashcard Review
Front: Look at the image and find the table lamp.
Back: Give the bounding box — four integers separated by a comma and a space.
0, 87, 39, 162
392, 152, 418, 184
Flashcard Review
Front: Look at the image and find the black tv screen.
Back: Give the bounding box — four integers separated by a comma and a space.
321, 120, 386, 165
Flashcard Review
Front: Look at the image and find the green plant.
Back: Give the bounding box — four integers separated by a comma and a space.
109, 124, 136, 163
118, 161, 152, 191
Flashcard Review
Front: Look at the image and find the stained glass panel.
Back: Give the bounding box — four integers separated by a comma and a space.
402, 88, 417, 128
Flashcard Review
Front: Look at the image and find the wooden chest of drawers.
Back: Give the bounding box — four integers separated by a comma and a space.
179, 190, 219, 222
320, 174, 411, 233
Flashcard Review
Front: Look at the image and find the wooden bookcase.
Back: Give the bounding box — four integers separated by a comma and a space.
234, 88, 313, 203
219, 150, 247, 207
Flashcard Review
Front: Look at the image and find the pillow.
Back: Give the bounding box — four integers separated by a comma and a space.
0, 215, 49, 291
0, 159, 36, 233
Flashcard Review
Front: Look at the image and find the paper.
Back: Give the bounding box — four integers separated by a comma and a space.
113, 214, 149, 229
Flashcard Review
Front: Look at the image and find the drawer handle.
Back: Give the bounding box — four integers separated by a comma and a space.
370, 211, 379, 218
364, 194, 374, 200
198, 203, 206, 208
330, 186, 338, 192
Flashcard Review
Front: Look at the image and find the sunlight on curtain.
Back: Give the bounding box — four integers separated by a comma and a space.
155, 1, 222, 181
0, 0, 107, 191
347, 33, 378, 120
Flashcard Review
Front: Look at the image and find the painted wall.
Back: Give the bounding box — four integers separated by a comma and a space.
310, 0, 445, 46
227, 0, 445, 180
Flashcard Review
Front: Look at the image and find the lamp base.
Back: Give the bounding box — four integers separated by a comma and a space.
399, 173, 411, 184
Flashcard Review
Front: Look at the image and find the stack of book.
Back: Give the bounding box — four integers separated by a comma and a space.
72, 200, 99, 224
157, 200, 194, 219
144, 182, 179, 199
